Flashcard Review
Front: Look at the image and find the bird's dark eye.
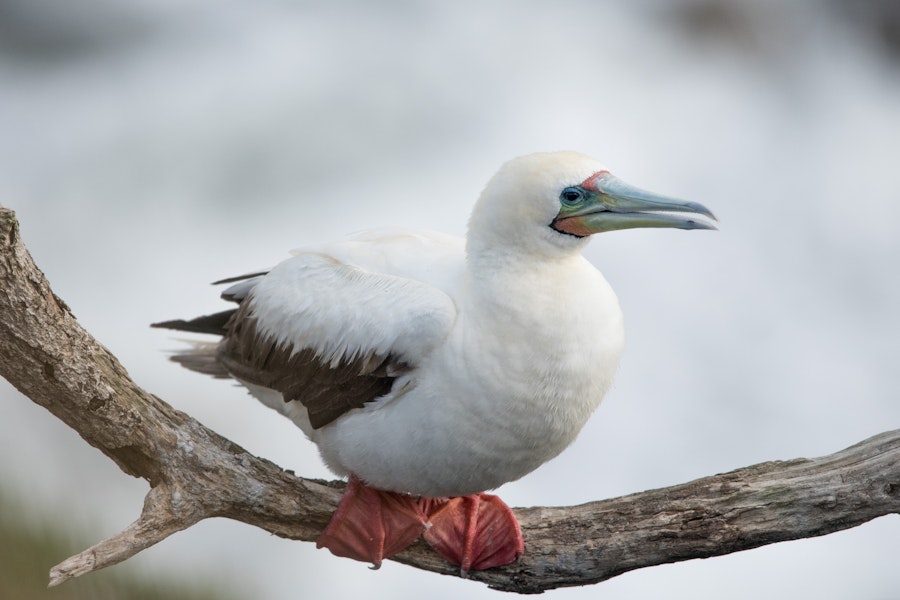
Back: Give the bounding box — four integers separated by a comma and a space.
560, 187, 583, 205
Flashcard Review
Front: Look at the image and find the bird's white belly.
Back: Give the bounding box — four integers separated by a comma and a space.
316, 385, 585, 497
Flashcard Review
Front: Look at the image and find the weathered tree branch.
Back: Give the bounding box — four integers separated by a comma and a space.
1, 204, 898, 594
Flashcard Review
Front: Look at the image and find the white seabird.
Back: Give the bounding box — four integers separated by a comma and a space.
154, 151, 716, 572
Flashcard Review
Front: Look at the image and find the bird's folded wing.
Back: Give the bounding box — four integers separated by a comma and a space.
217, 251, 458, 429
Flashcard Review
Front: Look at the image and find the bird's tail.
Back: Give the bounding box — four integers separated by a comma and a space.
163, 339, 232, 379
152, 270, 266, 379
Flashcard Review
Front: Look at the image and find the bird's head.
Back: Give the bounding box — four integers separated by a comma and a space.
468, 151, 717, 259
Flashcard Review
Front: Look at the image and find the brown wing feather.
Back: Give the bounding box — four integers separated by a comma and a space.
217, 301, 410, 429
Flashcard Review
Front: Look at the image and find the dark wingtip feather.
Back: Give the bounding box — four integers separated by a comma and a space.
151, 309, 236, 336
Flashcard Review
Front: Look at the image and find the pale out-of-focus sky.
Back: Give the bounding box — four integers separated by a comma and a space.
2, 1, 899, 598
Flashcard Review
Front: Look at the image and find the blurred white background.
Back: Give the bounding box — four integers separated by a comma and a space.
2, 0, 899, 598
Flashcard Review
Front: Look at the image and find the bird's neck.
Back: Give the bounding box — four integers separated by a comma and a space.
464, 245, 586, 326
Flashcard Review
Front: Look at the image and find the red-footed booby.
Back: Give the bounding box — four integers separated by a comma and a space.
154, 151, 716, 573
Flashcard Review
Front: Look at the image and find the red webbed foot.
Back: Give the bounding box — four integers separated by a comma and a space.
316, 476, 427, 568
422, 493, 524, 574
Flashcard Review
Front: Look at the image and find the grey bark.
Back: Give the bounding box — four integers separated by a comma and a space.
1, 205, 897, 594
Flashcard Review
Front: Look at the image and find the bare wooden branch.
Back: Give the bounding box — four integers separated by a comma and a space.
1, 204, 898, 594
